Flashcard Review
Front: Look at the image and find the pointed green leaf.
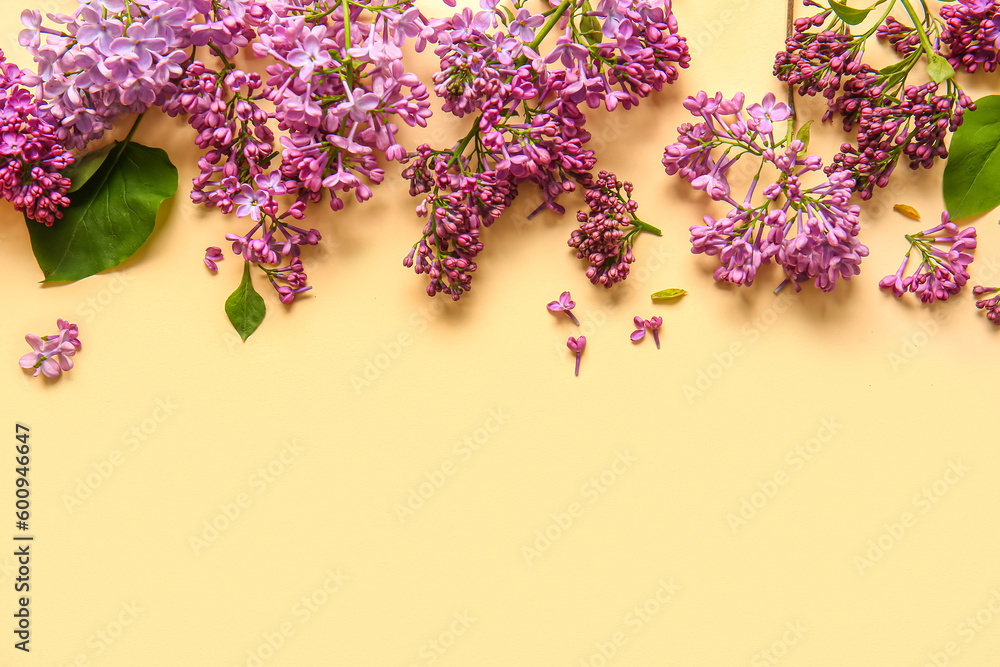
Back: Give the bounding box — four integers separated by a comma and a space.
26, 141, 177, 282
794, 120, 814, 157
63, 143, 114, 193
927, 54, 955, 83
651, 288, 688, 301
829, 0, 887, 25
225, 262, 266, 341
943, 95, 1000, 220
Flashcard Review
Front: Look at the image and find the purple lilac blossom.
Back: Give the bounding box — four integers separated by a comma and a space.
664, 91, 869, 293
404, 0, 689, 299
879, 212, 976, 303
19, 319, 80, 378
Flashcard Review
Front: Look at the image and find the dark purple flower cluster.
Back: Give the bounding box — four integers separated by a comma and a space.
829, 82, 974, 199
775, 1, 974, 200
939, 0, 1000, 73
402, 144, 516, 299
0, 49, 72, 226
973, 285, 1000, 323
405, 0, 689, 299
879, 212, 976, 302
568, 171, 657, 288
664, 91, 869, 293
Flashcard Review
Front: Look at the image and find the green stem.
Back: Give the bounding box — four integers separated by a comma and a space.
899, 0, 935, 60
528, 0, 571, 52
447, 122, 480, 168
341, 0, 352, 47
631, 217, 661, 236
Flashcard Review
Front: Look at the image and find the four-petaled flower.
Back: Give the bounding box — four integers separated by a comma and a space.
233, 184, 268, 222
509, 9, 544, 43
746, 92, 791, 134
19, 319, 81, 379
547, 291, 579, 325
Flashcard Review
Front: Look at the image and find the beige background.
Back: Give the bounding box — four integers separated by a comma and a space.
3, 0, 1000, 665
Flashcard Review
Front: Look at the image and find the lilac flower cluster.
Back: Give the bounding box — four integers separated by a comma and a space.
879, 212, 976, 302
775, 0, 974, 199
663, 91, 869, 293
404, 0, 689, 299
0, 49, 72, 226
567, 171, 660, 288
939, 0, 1000, 73
19, 319, 80, 379
19, 0, 199, 150
159, 0, 445, 305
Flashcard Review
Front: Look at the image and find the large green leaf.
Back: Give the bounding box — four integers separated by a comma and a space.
26, 141, 177, 282
63, 143, 114, 193
943, 95, 1000, 220
225, 262, 266, 342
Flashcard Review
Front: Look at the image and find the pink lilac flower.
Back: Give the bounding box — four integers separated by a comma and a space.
665, 91, 869, 292
204, 246, 224, 271
630, 316, 646, 342
567, 335, 586, 376
879, 212, 976, 303
746, 92, 790, 134
630, 315, 662, 347
19, 319, 80, 378
547, 291, 579, 325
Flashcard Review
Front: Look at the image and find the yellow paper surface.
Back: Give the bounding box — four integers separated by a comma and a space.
3, 1, 1000, 666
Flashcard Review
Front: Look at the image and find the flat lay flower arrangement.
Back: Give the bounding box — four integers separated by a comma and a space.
7, 0, 1000, 379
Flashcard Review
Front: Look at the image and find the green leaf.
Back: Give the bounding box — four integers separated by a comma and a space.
943, 95, 1000, 219
794, 120, 814, 156
225, 262, 266, 341
927, 54, 955, 83
829, 0, 887, 25
651, 288, 688, 301
63, 143, 114, 193
26, 141, 177, 282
